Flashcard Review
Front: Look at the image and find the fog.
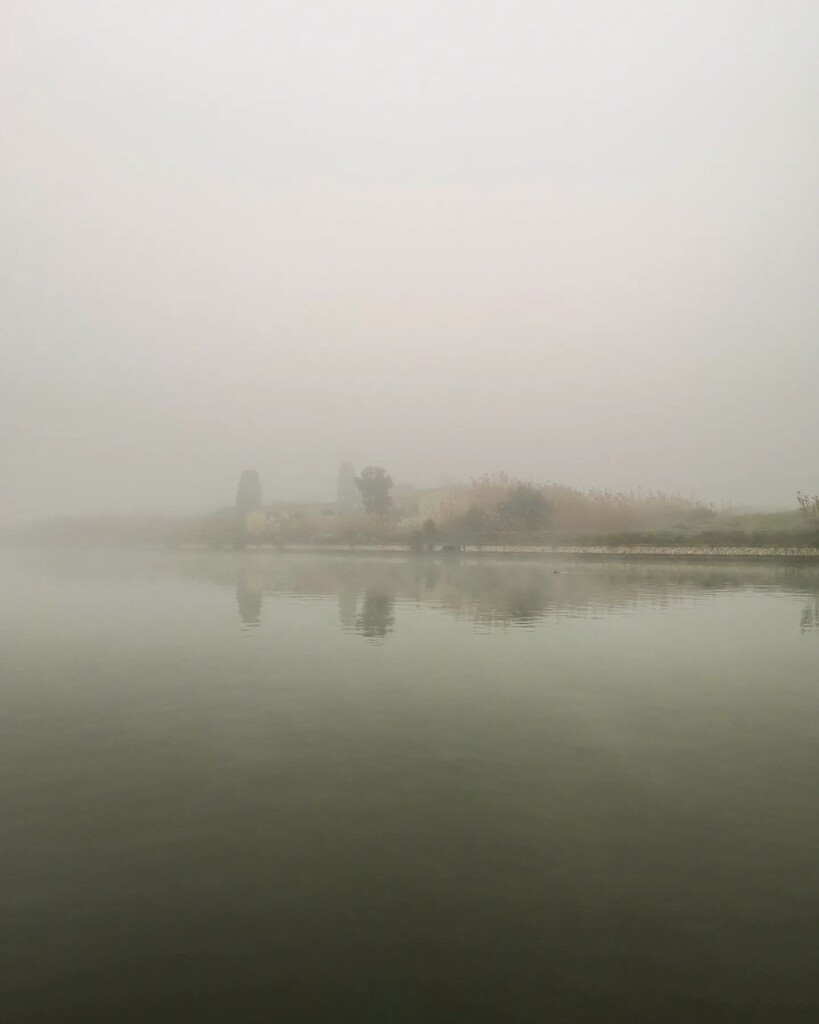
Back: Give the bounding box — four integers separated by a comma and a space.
3, 0, 817, 523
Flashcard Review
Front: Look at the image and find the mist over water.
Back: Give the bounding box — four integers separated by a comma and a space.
3, 551, 819, 1021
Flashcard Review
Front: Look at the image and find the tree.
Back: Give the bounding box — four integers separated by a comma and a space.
235, 470, 262, 514
499, 484, 553, 531
797, 491, 819, 521
410, 518, 439, 553
355, 466, 394, 516
459, 503, 497, 535
421, 518, 439, 546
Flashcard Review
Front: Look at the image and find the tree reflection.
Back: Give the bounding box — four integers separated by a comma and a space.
800, 598, 819, 631
236, 575, 263, 627
504, 586, 545, 626
355, 589, 395, 640
162, 552, 819, 635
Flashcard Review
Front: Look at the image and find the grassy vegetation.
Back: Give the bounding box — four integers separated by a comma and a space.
6, 484, 817, 552
421, 477, 818, 548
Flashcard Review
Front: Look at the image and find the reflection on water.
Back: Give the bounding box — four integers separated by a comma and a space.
199, 553, 819, 638
5, 550, 819, 641
2, 549, 818, 1022
354, 589, 395, 640
338, 584, 358, 631
236, 575, 263, 628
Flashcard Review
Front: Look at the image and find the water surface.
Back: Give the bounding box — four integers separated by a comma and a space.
3, 551, 818, 1022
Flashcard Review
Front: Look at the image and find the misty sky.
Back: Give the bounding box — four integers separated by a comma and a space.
3, 0, 818, 521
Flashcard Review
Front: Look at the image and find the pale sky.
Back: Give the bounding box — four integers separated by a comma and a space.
2, 0, 817, 521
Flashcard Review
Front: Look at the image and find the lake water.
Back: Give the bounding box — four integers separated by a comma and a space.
3, 550, 818, 1022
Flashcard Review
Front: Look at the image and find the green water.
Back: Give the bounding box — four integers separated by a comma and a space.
3, 551, 818, 1022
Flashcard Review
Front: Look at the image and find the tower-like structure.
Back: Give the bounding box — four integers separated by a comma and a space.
235, 470, 262, 514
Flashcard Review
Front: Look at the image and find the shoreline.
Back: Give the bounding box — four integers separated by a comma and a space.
171, 542, 819, 561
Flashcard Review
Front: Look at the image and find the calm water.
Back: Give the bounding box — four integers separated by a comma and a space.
3, 551, 818, 1023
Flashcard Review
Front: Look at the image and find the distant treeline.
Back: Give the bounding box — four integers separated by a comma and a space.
5, 475, 817, 550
